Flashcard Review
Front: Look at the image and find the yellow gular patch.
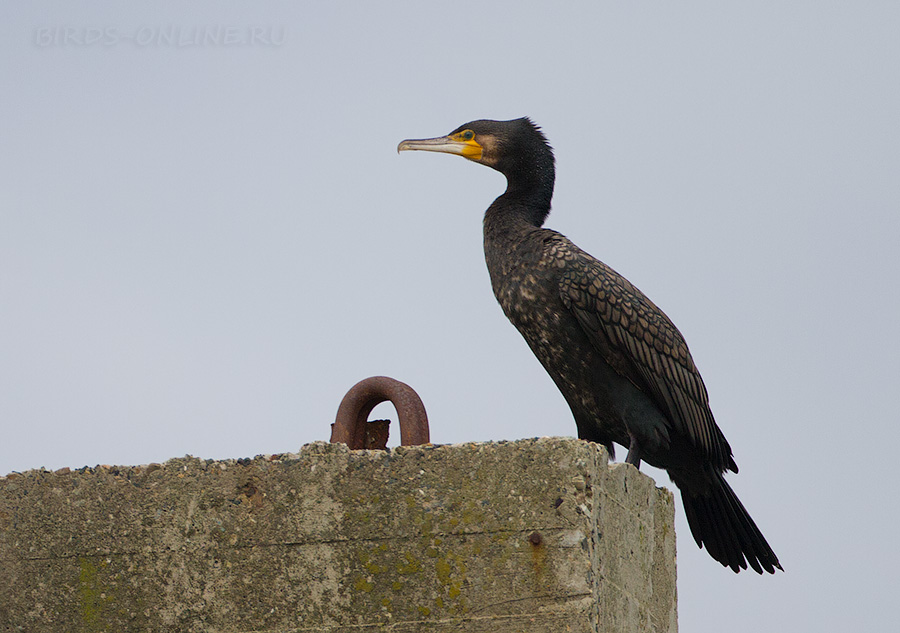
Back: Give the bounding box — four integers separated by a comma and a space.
451, 130, 483, 161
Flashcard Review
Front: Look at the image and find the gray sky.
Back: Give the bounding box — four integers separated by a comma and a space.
2, 2, 899, 631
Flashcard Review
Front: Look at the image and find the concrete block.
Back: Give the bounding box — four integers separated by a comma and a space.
0, 437, 676, 632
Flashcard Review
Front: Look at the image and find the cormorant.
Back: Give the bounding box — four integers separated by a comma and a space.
398, 117, 781, 574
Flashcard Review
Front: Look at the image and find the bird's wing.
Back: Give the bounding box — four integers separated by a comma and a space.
555, 241, 734, 471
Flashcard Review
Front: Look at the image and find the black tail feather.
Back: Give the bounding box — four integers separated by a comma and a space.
680, 472, 782, 574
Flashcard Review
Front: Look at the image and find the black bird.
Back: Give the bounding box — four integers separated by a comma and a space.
398, 118, 781, 574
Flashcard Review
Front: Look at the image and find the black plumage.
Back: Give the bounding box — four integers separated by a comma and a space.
398, 117, 781, 574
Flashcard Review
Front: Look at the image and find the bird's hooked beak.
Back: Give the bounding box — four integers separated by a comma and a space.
397, 130, 483, 161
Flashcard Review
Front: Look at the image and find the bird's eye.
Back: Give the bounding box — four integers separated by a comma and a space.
461, 130, 475, 141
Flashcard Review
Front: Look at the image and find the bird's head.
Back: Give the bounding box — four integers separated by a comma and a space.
398, 117, 554, 181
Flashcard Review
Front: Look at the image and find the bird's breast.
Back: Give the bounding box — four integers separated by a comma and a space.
486, 244, 584, 372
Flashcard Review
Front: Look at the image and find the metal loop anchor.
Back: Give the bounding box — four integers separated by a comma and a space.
330, 376, 429, 450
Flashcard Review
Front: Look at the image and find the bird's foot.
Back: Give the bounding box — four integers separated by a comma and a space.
625, 434, 642, 470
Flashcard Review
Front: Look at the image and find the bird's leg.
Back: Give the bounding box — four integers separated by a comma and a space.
625, 433, 642, 469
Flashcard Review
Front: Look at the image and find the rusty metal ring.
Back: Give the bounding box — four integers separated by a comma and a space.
330, 376, 429, 449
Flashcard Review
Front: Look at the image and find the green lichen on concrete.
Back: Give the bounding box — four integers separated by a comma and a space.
395, 551, 422, 575
77, 557, 113, 630
77, 557, 99, 626
433, 549, 467, 613
434, 557, 451, 582
353, 577, 375, 593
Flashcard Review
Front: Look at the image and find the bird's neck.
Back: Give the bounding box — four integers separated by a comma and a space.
483, 168, 555, 242
483, 196, 544, 243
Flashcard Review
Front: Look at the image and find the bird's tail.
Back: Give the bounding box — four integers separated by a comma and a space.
679, 471, 782, 574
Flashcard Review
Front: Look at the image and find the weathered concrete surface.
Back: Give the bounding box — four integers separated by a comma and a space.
0, 438, 676, 632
